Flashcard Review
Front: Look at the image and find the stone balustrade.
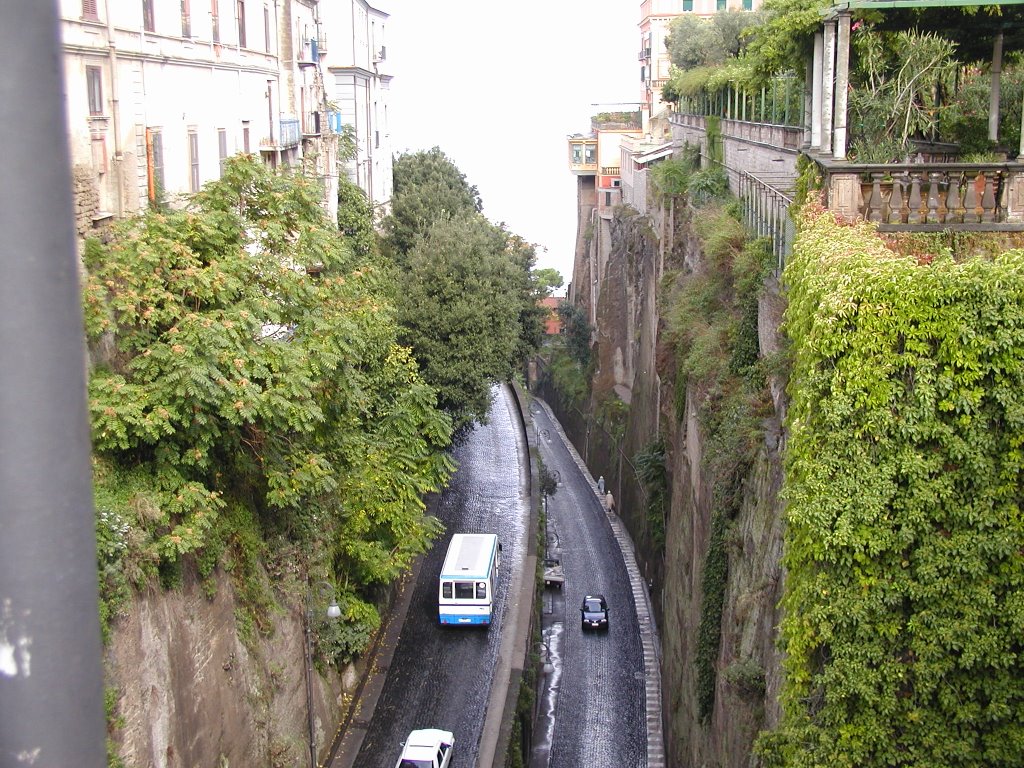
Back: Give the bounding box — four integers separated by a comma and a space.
817, 159, 1024, 231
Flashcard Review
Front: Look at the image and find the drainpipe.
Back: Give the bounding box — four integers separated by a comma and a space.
104, 0, 124, 216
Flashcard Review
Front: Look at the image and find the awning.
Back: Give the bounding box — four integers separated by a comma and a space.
635, 143, 674, 166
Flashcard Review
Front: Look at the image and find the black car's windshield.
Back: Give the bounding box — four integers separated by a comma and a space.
584, 600, 603, 612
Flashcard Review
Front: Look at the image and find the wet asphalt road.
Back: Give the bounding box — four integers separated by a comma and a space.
531, 401, 647, 768
351, 384, 530, 768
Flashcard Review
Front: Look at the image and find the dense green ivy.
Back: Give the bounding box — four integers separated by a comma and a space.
759, 206, 1024, 767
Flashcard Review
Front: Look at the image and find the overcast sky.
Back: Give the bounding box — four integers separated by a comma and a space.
374, 1, 641, 292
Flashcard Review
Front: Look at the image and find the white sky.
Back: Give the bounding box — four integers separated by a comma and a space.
374, 1, 642, 291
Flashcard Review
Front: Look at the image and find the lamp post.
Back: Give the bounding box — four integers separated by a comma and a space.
303, 580, 341, 768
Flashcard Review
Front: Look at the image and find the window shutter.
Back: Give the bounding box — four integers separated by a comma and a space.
82, 0, 98, 19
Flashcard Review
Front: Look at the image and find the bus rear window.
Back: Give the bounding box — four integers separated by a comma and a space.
442, 582, 452, 599
476, 582, 487, 599
454, 581, 475, 600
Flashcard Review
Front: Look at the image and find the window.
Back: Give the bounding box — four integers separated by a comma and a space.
743, 0, 752, 7
211, 0, 220, 41
454, 582, 474, 600
82, 0, 99, 20
181, 0, 190, 37
475, 582, 487, 599
572, 144, 582, 164
717, 0, 727, 9
605, 191, 612, 207
682, 0, 693, 10
442, 582, 452, 599
584, 146, 596, 164
188, 130, 200, 192
263, 5, 270, 52
86, 66, 103, 115
236, 0, 246, 47
146, 128, 164, 204
640, 65, 645, 83
375, 130, 379, 149
142, 0, 154, 31
218, 128, 228, 175
242, 121, 250, 153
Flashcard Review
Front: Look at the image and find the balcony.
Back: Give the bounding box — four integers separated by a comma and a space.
279, 118, 300, 148
260, 118, 302, 150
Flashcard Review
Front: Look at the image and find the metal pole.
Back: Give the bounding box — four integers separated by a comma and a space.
0, 2, 106, 767
304, 609, 318, 768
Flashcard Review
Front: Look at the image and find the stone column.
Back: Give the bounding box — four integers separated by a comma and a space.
821, 21, 836, 155
833, 12, 851, 160
811, 32, 823, 150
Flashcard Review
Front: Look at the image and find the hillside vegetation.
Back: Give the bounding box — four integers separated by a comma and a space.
760, 207, 1024, 767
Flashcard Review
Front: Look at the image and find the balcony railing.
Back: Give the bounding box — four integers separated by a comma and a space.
814, 158, 1024, 232
600, 166, 621, 176
279, 118, 300, 149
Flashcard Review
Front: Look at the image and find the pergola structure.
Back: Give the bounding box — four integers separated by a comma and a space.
808, 0, 1024, 225
812, 0, 1024, 159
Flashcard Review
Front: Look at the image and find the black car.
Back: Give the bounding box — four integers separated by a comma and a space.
580, 594, 609, 630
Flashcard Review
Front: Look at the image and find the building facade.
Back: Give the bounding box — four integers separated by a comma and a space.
319, 0, 392, 215
60, 0, 390, 240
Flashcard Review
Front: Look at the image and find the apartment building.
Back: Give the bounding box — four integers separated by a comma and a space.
319, 0, 392, 214
60, 0, 391, 239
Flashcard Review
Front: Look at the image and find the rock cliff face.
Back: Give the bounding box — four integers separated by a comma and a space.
551, 197, 788, 767
107, 569, 351, 768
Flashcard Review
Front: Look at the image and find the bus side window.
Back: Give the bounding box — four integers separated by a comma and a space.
476, 581, 487, 599
442, 582, 452, 599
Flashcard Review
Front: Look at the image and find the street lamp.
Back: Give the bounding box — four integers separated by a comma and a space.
304, 580, 341, 768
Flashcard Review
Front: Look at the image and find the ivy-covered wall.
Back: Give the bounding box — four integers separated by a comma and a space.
760, 206, 1024, 767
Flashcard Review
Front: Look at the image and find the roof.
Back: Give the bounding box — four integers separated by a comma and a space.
401, 729, 453, 760
440, 534, 498, 580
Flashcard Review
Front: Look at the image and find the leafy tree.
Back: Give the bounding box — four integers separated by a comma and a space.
741, 0, 830, 82
384, 147, 482, 259
666, 10, 761, 70
557, 300, 591, 369
533, 267, 564, 297
337, 177, 376, 260
505, 231, 549, 369
84, 156, 453, 656
395, 214, 524, 433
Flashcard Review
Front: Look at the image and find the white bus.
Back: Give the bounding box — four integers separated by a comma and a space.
438, 533, 500, 626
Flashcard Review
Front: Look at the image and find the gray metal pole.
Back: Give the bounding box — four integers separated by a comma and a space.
0, 2, 106, 767
304, 610, 317, 768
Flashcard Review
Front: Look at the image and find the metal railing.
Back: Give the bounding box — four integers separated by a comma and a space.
279, 117, 301, 148
705, 154, 795, 274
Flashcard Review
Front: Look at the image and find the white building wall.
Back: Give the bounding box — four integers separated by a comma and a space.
61, 0, 341, 235
320, 1, 391, 211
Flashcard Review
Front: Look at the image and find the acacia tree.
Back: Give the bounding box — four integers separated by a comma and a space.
85, 156, 453, 655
